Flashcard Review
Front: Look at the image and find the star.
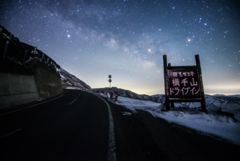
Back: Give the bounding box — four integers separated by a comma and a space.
1, 0, 239, 95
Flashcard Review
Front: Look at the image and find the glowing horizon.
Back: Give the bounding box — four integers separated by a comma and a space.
1, 1, 239, 95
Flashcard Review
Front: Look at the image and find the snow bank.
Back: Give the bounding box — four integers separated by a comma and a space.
116, 96, 161, 113
115, 96, 240, 145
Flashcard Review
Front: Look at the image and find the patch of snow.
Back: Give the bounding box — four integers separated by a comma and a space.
116, 96, 161, 113
100, 93, 108, 98
122, 112, 132, 116
64, 86, 82, 90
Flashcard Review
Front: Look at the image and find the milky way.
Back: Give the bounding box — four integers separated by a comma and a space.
1, 0, 239, 95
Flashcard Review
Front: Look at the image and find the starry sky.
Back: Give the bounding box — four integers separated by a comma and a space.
1, 0, 240, 95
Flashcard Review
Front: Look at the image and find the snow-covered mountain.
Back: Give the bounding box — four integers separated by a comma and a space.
93, 87, 162, 102
213, 94, 240, 99
173, 95, 240, 113
94, 87, 240, 112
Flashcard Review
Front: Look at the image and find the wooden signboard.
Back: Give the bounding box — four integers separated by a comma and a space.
163, 55, 206, 111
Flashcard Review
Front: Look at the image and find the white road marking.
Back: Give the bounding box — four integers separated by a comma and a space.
0, 128, 23, 140
68, 93, 80, 105
0, 94, 64, 116
68, 98, 78, 105
172, 125, 192, 133
24, 94, 64, 109
95, 95, 117, 161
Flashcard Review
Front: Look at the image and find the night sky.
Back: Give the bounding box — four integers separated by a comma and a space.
1, 0, 239, 95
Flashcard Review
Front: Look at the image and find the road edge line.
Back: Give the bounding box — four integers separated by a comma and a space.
95, 95, 117, 161
0, 94, 64, 116
68, 98, 78, 105
0, 128, 23, 140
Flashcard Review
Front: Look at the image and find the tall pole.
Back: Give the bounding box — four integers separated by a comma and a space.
163, 55, 170, 111
195, 55, 206, 112
108, 75, 112, 88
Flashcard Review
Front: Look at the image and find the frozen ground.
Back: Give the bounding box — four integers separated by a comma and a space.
111, 95, 240, 146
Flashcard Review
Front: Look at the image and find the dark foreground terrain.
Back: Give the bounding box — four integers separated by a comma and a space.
1, 89, 239, 161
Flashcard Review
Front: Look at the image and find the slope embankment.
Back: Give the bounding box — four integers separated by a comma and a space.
0, 25, 63, 110
0, 72, 39, 109
0, 59, 63, 110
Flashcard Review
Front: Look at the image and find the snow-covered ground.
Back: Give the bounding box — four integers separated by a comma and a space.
57, 68, 91, 90
113, 96, 240, 146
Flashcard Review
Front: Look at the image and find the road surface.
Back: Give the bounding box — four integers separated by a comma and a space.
1, 89, 240, 161
0, 90, 109, 161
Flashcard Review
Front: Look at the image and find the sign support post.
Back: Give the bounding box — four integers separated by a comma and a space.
195, 55, 206, 111
163, 54, 207, 112
163, 55, 170, 110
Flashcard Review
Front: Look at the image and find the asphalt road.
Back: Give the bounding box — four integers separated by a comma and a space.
1, 89, 240, 161
0, 90, 109, 161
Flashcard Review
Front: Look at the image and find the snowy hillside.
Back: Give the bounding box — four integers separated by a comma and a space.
94, 87, 240, 114
57, 68, 91, 90
0, 25, 90, 90
93, 87, 162, 102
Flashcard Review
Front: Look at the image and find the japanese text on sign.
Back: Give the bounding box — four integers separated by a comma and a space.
168, 70, 200, 97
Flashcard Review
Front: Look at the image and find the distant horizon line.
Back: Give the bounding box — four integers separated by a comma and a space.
149, 93, 240, 96
204, 93, 240, 96
91, 87, 239, 96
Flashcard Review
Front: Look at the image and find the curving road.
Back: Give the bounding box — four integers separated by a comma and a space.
1, 89, 240, 161
0, 90, 111, 161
